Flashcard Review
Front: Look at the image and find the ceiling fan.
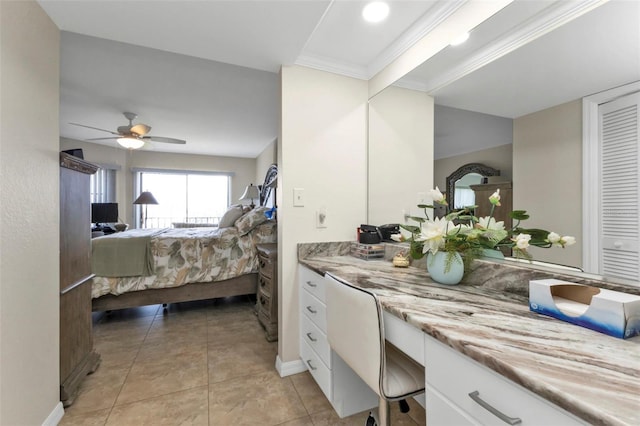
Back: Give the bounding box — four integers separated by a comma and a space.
70, 112, 186, 149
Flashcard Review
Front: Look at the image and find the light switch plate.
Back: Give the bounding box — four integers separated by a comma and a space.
293, 188, 304, 207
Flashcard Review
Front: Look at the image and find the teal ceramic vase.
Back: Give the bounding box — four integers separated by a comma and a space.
480, 248, 505, 260
426, 251, 464, 285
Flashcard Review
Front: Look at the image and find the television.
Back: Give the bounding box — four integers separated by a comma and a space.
91, 203, 118, 225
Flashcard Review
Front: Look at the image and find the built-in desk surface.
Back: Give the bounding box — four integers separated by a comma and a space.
298, 255, 639, 426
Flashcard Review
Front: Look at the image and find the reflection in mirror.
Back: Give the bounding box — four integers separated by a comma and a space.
454, 173, 482, 209
445, 163, 500, 210
367, 86, 433, 226
368, 1, 639, 284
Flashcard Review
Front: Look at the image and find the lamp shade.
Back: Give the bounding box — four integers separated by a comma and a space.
133, 191, 159, 205
239, 184, 259, 201
117, 137, 145, 149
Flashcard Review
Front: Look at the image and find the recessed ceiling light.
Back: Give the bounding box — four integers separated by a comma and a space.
362, 1, 389, 23
450, 32, 470, 46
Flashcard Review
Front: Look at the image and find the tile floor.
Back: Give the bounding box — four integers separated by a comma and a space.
60, 296, 426, 426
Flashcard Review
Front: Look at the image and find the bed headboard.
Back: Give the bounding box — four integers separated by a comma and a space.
259, 164, 277, 207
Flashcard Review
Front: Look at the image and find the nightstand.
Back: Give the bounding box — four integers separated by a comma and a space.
256, 243, 278, 341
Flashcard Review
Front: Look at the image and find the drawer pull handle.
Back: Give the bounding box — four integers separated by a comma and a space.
306, 306, 317, 314
468, 391, 522, 425
306, 359, 317, 371
306, 281, 317, 287
306, 332, 317, 342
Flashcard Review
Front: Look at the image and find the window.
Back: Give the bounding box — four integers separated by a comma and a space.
90, 166, 117, 203
134, 169, 232, 228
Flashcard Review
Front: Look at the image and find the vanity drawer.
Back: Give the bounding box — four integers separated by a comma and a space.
301, 287, 327, 331
383, 311, 424, 366
425, 383, 475, 425
425, 337, 585, 425
299, 265, 325, 302
300, 340, 332, 401
301, 314, 331, 368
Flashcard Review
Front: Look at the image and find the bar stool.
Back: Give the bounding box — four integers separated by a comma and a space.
326, 275, 425, 426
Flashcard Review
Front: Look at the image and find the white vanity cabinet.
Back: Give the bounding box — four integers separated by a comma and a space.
298, 265, 378, 418
424, 336, 586, 425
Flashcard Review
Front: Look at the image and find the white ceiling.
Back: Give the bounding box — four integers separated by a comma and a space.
404, 0, 640, 118
38, 0, 640, 158
40, 0, 441, 157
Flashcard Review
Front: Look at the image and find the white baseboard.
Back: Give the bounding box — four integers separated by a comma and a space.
42, 402, 64, 426
275, 355, 306, 377
413, 393, 426, 409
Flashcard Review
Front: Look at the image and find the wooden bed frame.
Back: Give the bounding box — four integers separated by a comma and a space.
92, 273, 257, 312
91, 163, 276, 312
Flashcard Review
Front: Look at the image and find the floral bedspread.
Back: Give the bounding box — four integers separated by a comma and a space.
91, 221, 276, 298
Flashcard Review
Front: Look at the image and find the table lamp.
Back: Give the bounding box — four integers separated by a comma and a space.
134, 191, 159, 228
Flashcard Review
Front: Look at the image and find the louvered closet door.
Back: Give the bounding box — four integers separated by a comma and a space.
599, 92, 640, 281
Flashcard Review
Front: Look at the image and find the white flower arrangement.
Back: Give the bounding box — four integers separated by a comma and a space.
393, 186, 575, 267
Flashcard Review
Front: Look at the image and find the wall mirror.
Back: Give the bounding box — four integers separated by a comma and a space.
445, 163, 500, 210
367, 0, 639, 285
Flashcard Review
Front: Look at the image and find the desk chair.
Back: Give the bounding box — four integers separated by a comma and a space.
326, 275, 425, 426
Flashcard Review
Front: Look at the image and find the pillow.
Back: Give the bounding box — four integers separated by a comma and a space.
235, 206, 269, 235
230, 203, 252, 214
218, 205, 244, 228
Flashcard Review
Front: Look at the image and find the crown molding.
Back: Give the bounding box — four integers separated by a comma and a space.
366, 0, 468, 78
296, 0, 467, 80
391, 78, 429, 92
294, 54, 369, 80
409, 0, 609, 94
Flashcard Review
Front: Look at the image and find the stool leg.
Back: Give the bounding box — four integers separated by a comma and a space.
378, 396, 390, 426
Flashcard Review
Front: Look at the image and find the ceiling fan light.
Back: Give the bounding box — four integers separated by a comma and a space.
117, 137, 145, 149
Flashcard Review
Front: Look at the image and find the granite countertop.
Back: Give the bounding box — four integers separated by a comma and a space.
298, 254, 640, 426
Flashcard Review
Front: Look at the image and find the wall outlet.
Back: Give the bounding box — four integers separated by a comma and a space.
293, 188, 304, 207
316, 208, 327, 228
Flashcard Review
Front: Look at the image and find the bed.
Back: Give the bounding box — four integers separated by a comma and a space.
91, 165, 277, 312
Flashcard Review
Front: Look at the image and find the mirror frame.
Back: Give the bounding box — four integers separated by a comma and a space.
445, 163, 501, 207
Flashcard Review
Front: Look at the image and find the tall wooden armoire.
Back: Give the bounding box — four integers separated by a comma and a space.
59, 152, 101, 406
470, 182, 513, 256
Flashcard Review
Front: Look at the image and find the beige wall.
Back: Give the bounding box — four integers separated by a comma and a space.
0, 1, 62, 424
368, 86, 434, 225
434, 144, 513, 192
513, 99, 582, 267
60, 138, 257, 226
60, 137, 129, 221
256, 138, 277, 185
279, 66, 368, 365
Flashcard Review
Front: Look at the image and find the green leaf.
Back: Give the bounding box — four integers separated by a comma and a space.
517, 228, 549, 240
400, 224, 420, 234
409, 240, 425, 259
510, 210, 530, 220
407, 216, 426, 223
417, 204, 435, 209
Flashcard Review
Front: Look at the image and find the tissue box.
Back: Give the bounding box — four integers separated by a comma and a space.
529, 279, 640, 339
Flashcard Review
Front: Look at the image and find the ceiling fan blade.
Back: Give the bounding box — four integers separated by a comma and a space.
69, 123, 120, 135
142, 136, 186, 144
87, 137, 119, 141
130, 123, 151, 136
